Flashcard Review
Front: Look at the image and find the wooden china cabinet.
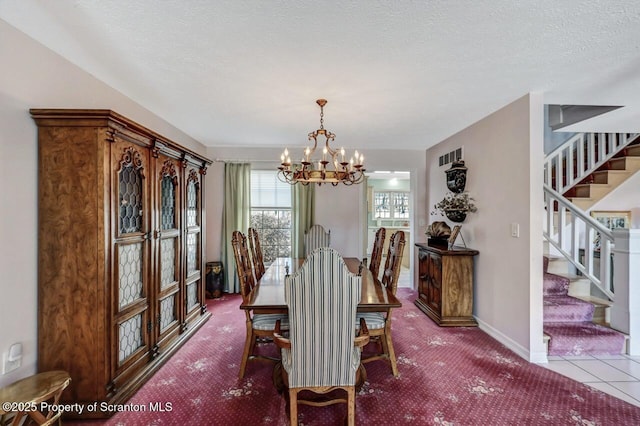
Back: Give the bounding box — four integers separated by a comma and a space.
415, 243, 479, 327
32, 109, 211, 418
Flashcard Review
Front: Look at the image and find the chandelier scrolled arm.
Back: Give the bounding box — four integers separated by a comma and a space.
278, 99, 365, 186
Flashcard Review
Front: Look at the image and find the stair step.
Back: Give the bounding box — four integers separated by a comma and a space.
544, 255, 571, 275
592, 306, 609, 326
591, 169, 632, 185
543, 258, 584, 282
623, 144, 640, 156
573, 295, 612, 325
572, 295, 612, 307
567, 277, 592, 298
551, 271, 583, 281
566, 197, 594, 210
544, 322, 626, 356
544, 295, 595, 322
573, 183, 612, 198
607, 156, 640, 170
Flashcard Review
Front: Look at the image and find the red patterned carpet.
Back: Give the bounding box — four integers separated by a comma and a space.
70, 289, 640, 425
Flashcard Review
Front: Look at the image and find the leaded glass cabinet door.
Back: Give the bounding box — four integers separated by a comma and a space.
154, 156, 182, 351
184, 167, 204, 323
112, 143, 151, 375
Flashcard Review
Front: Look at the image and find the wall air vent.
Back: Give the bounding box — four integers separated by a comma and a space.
439, 147, 463, 167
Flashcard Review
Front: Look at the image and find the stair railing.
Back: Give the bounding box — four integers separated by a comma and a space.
544, 132, 640, 195
543, 184, 614, 299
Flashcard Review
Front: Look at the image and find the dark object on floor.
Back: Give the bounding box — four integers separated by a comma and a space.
206, 261, 224, 298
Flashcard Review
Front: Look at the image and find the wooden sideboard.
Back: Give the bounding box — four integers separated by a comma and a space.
415, 243, 479, 326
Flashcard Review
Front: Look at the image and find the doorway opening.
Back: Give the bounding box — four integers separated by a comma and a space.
365, 171, 412, 288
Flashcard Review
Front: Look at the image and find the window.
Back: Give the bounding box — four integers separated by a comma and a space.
250, 170, 291, 265
374, 191, 409, 219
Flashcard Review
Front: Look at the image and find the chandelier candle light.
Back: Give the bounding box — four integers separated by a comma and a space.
278, 99, 365, 185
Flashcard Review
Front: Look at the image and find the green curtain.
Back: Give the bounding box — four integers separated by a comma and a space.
292, 183, 315, 258
221, 163, 251, 293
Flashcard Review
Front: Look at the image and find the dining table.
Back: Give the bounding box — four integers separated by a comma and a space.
240, 257, 402, 314
242, 256, 402, 394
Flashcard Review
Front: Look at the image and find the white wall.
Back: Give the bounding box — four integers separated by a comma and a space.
589, 172, 640, 228
0, 21, 207, 387
314, 183, 364, 257
426, 93, 546, 362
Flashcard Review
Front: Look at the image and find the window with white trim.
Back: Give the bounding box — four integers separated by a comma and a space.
250, 170, 291, 265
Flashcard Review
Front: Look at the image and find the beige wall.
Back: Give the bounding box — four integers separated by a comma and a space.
0, 18, 548, 388
426, 93, 546, 362
0, 21, 207, 387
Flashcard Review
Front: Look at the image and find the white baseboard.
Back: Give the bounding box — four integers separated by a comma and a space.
475, 316, 548, 364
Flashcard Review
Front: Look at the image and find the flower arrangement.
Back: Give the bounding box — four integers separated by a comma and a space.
431, 192, 477, 216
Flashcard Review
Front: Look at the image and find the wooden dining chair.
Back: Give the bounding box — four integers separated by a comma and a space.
273, 247, 369, 426
368, 227, 386, 279
381, 230, 406, 295
357, 230, 405, 376
231, 230, 288, 379
248, 227, 266, 280
304, 224, 331, 256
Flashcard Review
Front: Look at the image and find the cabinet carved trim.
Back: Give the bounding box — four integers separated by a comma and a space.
32, 109, 212, 418
119, 146, 144, 173
160, 158, 178, 179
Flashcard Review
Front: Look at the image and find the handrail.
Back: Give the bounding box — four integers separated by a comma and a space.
543, 184, 614, 299
544, 132, 639, 195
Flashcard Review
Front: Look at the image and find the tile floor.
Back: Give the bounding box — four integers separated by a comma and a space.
542, 354, 640, 407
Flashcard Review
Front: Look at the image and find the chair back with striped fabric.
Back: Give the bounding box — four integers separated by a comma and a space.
231, 230, 255, 300
304, 224, 331, 256
369, 227, 386, 278
381, 231, 405, 295
283, 247, 362, 388
248, 227, 266, 280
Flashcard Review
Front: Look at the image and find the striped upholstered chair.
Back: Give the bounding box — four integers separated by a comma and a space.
303, 224, 331, 257
368, 227, 386, 279
231, 230, 288, 379
273, 247, 369, 426
357, 230, 405, 376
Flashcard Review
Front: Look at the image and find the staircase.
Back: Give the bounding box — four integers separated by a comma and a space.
564, 138, 640, 210
543, 131, 639, 357
543, 256, 626, 356
545, 132, 640, 198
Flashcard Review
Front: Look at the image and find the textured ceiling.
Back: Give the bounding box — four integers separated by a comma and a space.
2, 0, 640, 150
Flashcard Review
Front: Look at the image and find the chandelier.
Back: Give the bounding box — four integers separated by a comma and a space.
278, 99, 365, 186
